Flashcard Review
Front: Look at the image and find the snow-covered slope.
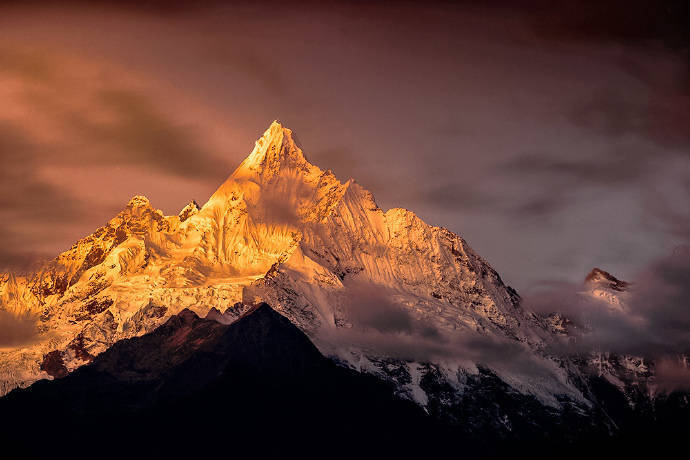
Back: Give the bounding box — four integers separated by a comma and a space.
1, 121, 586, 409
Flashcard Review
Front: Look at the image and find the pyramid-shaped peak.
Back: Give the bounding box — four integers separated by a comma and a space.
585, 267, 629, 292
232, 120, 313, 180
268, 119, 286, 134
205, 120, 329, 209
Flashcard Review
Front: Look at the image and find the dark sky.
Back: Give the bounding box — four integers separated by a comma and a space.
1, 0, 689, 290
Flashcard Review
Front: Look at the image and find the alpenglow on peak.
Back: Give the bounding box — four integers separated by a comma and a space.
232, 120, 310, 181
1, 120, 572, 410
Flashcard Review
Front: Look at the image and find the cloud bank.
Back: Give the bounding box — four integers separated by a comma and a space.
524, 245, 690, 390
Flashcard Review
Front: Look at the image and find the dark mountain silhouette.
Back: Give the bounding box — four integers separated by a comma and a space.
0, 304, 457, 458
1, 304, 687, 459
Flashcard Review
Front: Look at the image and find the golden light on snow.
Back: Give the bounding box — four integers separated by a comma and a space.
0, 122, 570, 403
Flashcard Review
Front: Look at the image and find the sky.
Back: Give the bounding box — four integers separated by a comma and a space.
0, 0, 689, 292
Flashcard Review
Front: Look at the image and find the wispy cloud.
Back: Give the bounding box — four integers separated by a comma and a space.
0, 310, 40, 347
523, 245, 690, 389
328, 280, 561, 381
0, 45, 230, 271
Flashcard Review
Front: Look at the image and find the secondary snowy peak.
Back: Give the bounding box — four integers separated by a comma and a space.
584, 267, 630, 312
585, 268, 630, 292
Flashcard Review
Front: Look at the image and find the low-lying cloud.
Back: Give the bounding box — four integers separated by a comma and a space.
0, 310, 39, 348
524, 245, 690, 390
328, 281, 563, 382
341, 283, 435, 337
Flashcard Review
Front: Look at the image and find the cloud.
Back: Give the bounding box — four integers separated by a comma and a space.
0, 44, 231, 271
523, 245, 690, 389
0, 310, 39, 347
641, 177, 690, 242
570, 88, 690, 151
0, 46, 55, 81
419, 182, 498, 212
1, 45, 227, 180
0, 1, 688, 292
625, 245, 690, 354
327, 280, 559, 381
0, 122, 85, 219
0, 228, 54, 274
241, 168, 315, 228
527, 248, 690, 356
491, 147, 656, 217
326, 322, 560, 383
340, 282, 424, 336
210, 46, 289, 96
63, 89, 227, 179
500, 149, 651, 187
0, 122, 91, 272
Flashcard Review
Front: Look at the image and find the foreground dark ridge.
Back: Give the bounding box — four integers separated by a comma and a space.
0, 304, 448, 457
2, 304, 687, 459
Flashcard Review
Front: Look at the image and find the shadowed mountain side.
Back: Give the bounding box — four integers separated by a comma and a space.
0, 304, 455, 457
1, 304, 687, 459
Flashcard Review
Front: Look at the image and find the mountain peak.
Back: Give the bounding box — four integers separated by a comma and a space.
231, 120, 312, 181
176, 308, 199, 322
127, 195, 151, 208
585, 267, 629, 292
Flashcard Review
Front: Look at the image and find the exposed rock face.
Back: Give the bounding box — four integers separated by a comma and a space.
39, 351, 67, 379
177, 200, 200, 222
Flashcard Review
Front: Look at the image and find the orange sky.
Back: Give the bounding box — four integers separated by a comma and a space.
1, 1, 689, 289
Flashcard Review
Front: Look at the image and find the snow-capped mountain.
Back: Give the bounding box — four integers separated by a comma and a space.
0, 122, 684, 432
